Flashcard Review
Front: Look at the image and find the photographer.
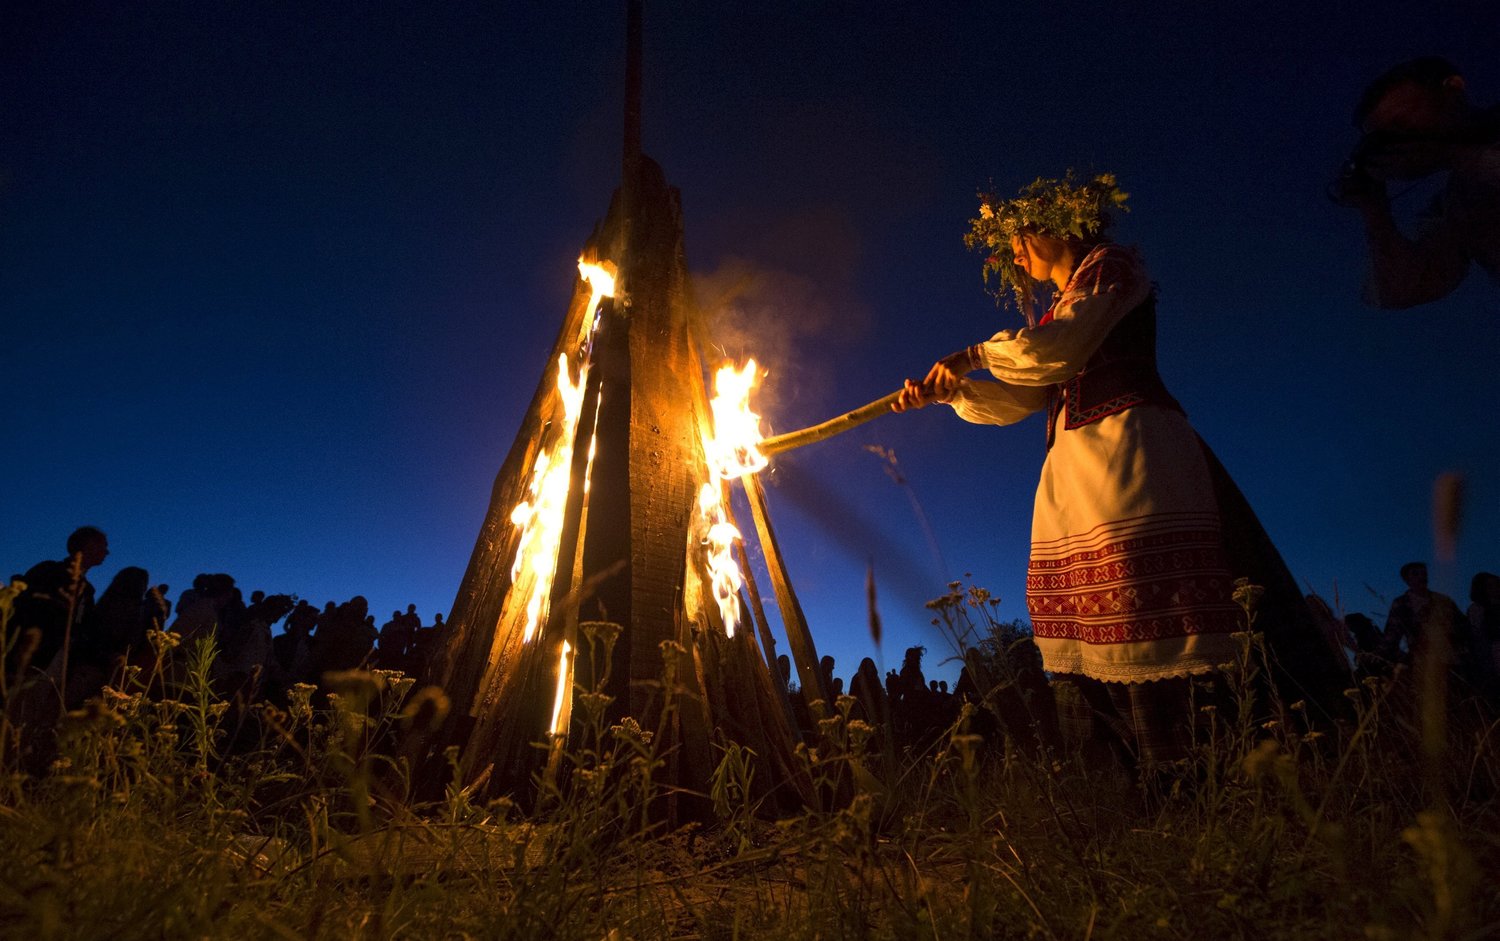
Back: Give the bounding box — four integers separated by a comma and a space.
1334, 57, 1499, 309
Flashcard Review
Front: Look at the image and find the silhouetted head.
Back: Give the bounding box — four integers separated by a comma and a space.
406, 604, 416, 614
103, 566, 150, 600
67, 526, 109, 569
1345, 613, 1380, 651
1472, 572, 1500, 607
1400, 562, 1428, 591
251, 590, 265, 604
1354, 57, 1471, 180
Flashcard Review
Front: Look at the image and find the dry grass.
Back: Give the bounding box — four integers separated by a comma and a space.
0, 579, 1497, 940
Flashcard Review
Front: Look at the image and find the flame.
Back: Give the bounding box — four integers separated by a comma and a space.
576, 259, 616, 347
549, 640, 573, 736
698, 482, 748, 636
506, 261, 616, 646
705, 359, 768, 478
696, 359, 769, 636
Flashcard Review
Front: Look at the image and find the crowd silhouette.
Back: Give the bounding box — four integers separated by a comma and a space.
4, 528, 1499, 772
4, 528, 449, 726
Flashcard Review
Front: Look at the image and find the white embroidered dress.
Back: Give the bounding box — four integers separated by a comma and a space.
948, 244, 1241, 683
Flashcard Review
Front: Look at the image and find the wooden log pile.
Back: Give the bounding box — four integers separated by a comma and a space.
424, 155, 826, 818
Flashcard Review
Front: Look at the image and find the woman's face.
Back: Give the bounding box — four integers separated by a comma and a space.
1009, 233, 1038, 281
1010, 231, 1065, 283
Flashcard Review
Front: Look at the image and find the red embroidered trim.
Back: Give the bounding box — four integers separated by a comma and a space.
1026, 527, 1240, 645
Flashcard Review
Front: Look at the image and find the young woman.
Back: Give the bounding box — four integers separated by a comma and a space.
896, 173, 1340, 765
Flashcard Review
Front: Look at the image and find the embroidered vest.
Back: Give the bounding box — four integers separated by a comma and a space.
1044, 291, 1184, 450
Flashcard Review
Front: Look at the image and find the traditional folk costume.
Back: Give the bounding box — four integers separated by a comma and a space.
946, 243, 1342, 762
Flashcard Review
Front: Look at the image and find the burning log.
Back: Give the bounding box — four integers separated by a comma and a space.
423, 3, 834, 818
424, 153, 823, 818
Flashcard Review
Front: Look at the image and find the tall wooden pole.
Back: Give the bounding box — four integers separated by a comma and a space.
744, 474, 832, 710
623, 0, 643, 209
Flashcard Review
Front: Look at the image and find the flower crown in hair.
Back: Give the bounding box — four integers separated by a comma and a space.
964, 171, 1129, 308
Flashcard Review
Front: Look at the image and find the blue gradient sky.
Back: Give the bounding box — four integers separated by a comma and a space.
4, 2, 1497, 682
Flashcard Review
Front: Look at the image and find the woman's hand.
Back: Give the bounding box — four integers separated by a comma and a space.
892, 377, 946, 412
923, 347, 976, 398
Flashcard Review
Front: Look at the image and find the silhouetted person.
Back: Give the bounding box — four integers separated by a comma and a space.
849, 656, 888, 728
408, 612, 448, 682
1467, 572, 1500, 687
273, 600, 319, 684
56, 566, 159, 707
8, 526, 109, 682
311, 596, 376, 681
170, 573, 239, 644
88, 566, 166, 664
1345, 613, 1382, 655
1382, 562, 1462, 663
1334, 57, 1500, 307
378, 609, 415, 670
819, 655, 837, 701
221, 592, 293, 700
897, 646, 927, 706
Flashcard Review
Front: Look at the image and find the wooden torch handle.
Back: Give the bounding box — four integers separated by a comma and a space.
758, 389, 906, 457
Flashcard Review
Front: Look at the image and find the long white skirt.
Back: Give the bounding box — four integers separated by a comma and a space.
1027, 404, 1242, 683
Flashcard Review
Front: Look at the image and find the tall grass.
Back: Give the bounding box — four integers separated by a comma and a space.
0, 577, 1496, 940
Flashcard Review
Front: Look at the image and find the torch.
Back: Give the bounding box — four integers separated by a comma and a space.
758, 389, 907, 458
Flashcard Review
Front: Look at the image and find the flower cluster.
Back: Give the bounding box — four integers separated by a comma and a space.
964, 171, 1130, 308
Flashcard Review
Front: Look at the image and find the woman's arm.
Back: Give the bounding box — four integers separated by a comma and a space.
971, 245, 1151, 387
947, 378, 1048, 426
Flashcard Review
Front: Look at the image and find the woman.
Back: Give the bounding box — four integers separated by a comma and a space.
897, 173, 1339, 765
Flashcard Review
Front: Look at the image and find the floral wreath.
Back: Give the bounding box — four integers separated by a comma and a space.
964, 171, 1129, 309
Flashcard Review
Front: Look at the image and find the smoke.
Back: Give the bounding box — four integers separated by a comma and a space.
758, 458, 945, 615
689, 205, 871, 435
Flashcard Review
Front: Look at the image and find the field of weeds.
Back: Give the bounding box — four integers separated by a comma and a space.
1, 582, 1496, 941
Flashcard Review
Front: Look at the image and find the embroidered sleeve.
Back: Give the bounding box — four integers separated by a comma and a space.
971, 245, 1151, 387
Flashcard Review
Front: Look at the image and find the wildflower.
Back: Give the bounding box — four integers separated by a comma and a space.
610, 716, 652, 746
846, 719, 874, 749
147, 628, 181, 653
287, 683, 317, 721
325, 669, 383, 700
571, 690, 611, 727
1231, 578, 1265, 617
581, 620, 622, 650
0, 579, 25, 609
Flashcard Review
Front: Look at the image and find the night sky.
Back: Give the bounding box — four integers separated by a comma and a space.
4, 2, 1497, 682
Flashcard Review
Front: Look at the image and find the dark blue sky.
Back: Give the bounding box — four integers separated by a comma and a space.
4, 2, 1497, 680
